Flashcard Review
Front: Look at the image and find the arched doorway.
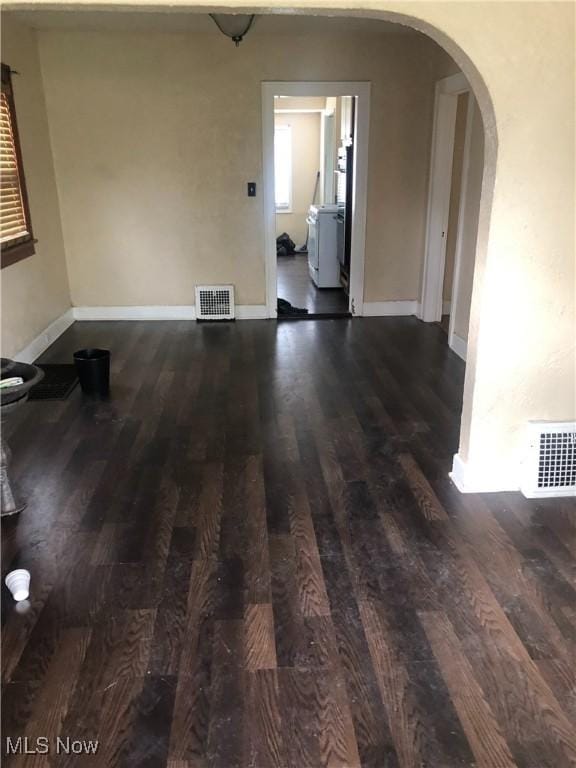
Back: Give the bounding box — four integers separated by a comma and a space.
8, 1, 571, 495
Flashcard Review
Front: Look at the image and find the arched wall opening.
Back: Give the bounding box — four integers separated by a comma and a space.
0, 5, 499, 481
3, 2, 573, 494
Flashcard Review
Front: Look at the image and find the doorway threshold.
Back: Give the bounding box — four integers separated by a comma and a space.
277, 312, 352, 321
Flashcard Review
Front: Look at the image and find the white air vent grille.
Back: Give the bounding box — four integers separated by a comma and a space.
521, 421, 576, 498
195, 285, 235, 320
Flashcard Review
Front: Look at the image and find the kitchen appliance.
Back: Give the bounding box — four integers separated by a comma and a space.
335, 139, 354, 282
306, 204, 340, 288
335, 145, 348, 205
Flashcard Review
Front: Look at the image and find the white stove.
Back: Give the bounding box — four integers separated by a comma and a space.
306, 205, 341, 288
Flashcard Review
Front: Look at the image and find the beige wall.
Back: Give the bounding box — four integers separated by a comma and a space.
453, 95, 484, 342
31, 21, 456, 307
274, 96, 325, 111
275, 111, 320, 246
0, 17, 70, 358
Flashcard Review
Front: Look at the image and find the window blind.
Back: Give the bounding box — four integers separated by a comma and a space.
1, 89, 29, 245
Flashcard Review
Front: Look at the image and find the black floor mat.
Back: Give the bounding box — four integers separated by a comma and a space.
28, 364, 78, 401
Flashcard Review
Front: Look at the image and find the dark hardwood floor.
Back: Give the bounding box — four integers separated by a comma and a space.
2, 317, 575, 767
277, 255, 349, 315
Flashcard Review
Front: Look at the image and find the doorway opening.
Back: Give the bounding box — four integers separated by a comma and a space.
419, 73, 485, 363
262, 82, 370, 319
274, 96, 351, 317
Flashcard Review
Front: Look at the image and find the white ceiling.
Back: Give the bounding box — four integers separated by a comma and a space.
4, 9, 421, 37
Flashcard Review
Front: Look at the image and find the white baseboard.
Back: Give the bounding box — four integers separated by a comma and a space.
14, 308, 74, 363
10, 304, 269, 362
449, 452, 519, 493
449, 332, 467, 361
72, 306, 195, 321
362, 301, 419, 317
449, 453, 472, 492
72, 305, 268, 321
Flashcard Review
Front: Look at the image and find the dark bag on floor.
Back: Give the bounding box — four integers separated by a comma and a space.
276, 232, 296, 256
277, 298, 308, 315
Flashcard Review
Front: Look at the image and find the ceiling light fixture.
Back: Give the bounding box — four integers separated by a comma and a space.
209, 14, 255, 46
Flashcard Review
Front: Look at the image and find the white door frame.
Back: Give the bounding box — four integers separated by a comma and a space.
262, 81, 371, 318
419, 72, 470, 328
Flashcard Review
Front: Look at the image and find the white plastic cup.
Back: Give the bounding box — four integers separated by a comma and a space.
5, 569, 30, 602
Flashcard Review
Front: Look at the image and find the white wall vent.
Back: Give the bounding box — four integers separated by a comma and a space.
195, 285, 235, 321
521, 421, 576, 498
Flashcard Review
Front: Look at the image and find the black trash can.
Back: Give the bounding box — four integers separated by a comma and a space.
73, 349, 110, 396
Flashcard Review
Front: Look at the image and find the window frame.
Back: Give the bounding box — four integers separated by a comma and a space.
1, 63, 35, 269
274, 123, 293, 213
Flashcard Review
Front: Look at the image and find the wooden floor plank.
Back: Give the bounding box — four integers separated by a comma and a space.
360, 599, 476, 768
418, 610, 517, 768
244, 603, 277, 672
245, 669, 286, 768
